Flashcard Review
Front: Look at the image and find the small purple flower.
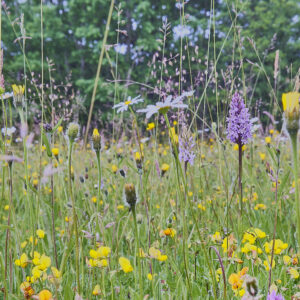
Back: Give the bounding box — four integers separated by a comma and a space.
227, 92, 252, 145
179, 136, 195, 166
0, 49, 4, 90
267, 290, 284, 300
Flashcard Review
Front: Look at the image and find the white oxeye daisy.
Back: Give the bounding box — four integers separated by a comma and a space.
113, 95, 144, 113
137, 90, 194, 119
1, 126, 16, 137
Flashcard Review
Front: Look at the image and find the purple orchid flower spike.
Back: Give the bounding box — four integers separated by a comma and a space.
227, 92, 252, 145
267, 290, 284, 300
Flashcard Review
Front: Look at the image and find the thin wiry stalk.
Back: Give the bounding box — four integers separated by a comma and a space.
68, 141, 80, 294
84, 0, 115, 147
132, 206, 143, 299
164, 113, 191, 296
210, 246, 227, 299
268, 150, 280, 292
4, 162, 13, 299
164, 113, 218, 298
112, 3, 122, 141
48, 61, 58, 268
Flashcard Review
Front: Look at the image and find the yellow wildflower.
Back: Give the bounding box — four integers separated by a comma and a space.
15, 253, 28, 268
39, 289, 52, 300
254, 203, 266, 210
119, 257, 133, 273
51, 148, 59, 156
289, 267, 299, 279
36, 229, 45, 239
97, 246, 111, 258
265, 136, 271, 144
92, 284, 101, 295
162, 228, 176, 238
111, 164, 118, 174
264, 256, 275, 271
228, 273, 242, 290
211, 231, 222, 243
146, 122, 155, 131
282, 92, 300, 114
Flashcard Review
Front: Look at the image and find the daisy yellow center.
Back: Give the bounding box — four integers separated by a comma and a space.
125, 100, 131, 105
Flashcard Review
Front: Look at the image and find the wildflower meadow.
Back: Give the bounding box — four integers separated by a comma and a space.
0, 0, 300, 299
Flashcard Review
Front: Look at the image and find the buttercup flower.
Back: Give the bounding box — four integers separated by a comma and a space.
146, 122, 155, 131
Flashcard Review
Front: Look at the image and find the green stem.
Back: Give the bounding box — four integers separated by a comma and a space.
291, 134, 300, 247
4, 163, 12, 299
132, 206, 143, 299
96, 150, 102, 203
163, 112, 218, 298
68, 141, 80, 294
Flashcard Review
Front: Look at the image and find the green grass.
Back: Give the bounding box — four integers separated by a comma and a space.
0, 125, 299, 299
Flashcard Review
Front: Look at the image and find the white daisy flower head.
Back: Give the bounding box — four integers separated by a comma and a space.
1, 92, 13, 100
137, 90, 194, 119
1, 126, 16, 137
113, 95, 144, 113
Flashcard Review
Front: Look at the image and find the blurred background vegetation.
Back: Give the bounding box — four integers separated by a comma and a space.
1, 0, 300, 128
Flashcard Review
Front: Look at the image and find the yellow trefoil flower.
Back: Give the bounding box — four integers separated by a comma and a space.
119, 257, 133, 273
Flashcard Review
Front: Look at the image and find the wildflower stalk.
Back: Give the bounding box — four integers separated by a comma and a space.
51, 162, 58, 268
268, 149, 280, 292
1, 95, 8, 200
4, 159, 13, 299
59, 221, 75, 274
163, 113, 218, 298
68, 139, 80, 294
163, 114, 191, 295
132, 205, 143, 299
238, 142, 243, 219
96, 149, 101, 205
84, 0, 115, 147
290, 133, 300, 245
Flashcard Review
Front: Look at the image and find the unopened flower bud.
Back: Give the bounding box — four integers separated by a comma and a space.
124, 183, 137, 210
282, 92, 300, 137
43, 123, 52, 132
134, 152, 143, 170
12, 84, 25, 109
67, 122, 79, 142
92, 128, 101, 151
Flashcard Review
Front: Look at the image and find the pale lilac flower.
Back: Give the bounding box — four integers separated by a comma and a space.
113, 95, 143, 113
267, 291, 284, 300
179, 135, 195, 166
0, 155, 23, 163
227, 92, 252, 145
137, 90, 193, 119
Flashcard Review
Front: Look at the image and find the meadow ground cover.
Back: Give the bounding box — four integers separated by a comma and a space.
0, 87, 300, 299
0, 1, 300, 299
